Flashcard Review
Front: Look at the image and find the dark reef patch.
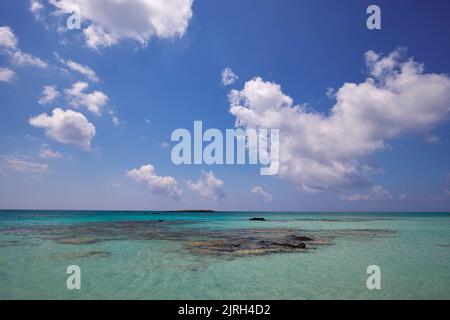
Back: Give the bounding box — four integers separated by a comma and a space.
52, 250, 112, 259
0, 220, 396, 258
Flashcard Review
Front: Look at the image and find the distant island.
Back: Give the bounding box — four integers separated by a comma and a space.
168, 210, 216, 213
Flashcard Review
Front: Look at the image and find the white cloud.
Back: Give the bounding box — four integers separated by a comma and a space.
126, 164, 181, 200
30, 0, 44, 12
0, 156, 48, 173
39, 85, 60, 104
107, 109, 121, 126
30, 0, 45, 21
187, 171, 226, 200
221, 67, 238, 86
160, 142, 170, 148
29, 108, 96, 150
64, 81, 108, 115
39, 145, 63, 159
107, 182, 121, 188
60, 58, 99, 82
340, 185, 392, 202
145, 119, 151, 125
49, 0, 193, 50
0, 26, 18, 48
426, 135, 440, 144
111, 116, 120, 127
0, 26, 47, 68
397, 194, 407, 200
340, 193, 371, 202
371, 185, 392, 200
326, 87, 336, 98
7, 50, 48, 68
251, 186, 274, 202
0, 67, 15, 82
229, 48, 450, 192
82, 25, 119, 49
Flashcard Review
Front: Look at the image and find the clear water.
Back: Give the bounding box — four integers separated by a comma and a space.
0, 210, 449, 299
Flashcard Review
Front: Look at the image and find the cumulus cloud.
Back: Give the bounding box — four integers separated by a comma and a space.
0, 26, 47, 68
251, 186, 274, 202
49, 0, 193, 49
0, 67, 15, 82
221, 67, 238, 86
0, 156, 48, 173
39, 85, 60, 104
187, 171, 226, 200
39, 145, 63, 159
29, 108, 96, 150
60, 58, 99, 82
229, 48, 450, 192
126, 164, 181, 200
64, 81, 108, 115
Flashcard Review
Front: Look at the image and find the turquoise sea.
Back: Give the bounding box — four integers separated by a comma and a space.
0, 210, 450, 300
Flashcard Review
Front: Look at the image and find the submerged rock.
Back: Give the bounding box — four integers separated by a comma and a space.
286, 235, 313, 242
436, 243, 450, 247
54, 237, 101, 245
53, 250, 111, 259
186, 233, 317, 256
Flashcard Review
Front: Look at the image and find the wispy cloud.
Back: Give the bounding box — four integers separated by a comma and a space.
0, 155, 48, 173
39, 145, 63, 159
221, 67, 238, 86
29, 0, 44, 21
251, 186, 274, 202
59, 57, 100, 82
0, 26, 47, 68
340, 185, 393, 202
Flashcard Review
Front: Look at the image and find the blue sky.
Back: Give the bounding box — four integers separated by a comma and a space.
1, 0, 450, 211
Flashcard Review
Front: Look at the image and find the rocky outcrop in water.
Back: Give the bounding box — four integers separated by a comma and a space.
186, 233, 323, 256
0, 220, 396, 258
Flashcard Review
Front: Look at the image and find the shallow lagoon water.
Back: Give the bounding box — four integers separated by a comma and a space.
0, 211, 450, 299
